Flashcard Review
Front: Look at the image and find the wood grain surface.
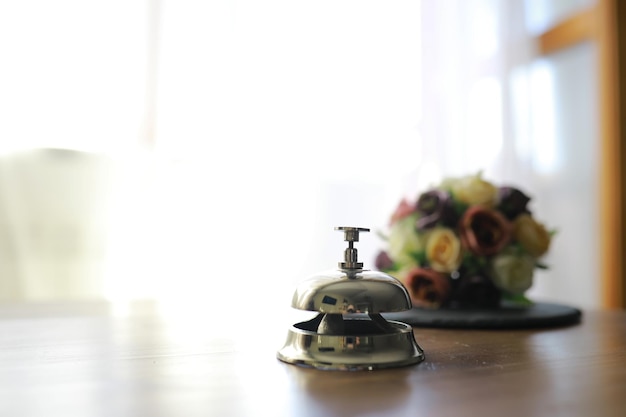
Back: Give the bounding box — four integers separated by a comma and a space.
0, 301, 625, 417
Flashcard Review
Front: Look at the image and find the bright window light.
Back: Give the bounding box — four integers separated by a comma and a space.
103, 1, 423, 311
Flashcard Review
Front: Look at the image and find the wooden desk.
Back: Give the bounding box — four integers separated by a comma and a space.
0, 301, 625, 417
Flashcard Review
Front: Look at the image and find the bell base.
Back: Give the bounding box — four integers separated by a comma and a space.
277, 317, 424, 371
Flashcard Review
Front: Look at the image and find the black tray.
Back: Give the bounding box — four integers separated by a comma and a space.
382, 302, 582, 329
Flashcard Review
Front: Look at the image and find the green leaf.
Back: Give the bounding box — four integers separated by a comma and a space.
452, 199, 469, 216
505, 242, 524, 255
502, 293, 534, 306
412, 250, 427, 266
461, 253, 488, 275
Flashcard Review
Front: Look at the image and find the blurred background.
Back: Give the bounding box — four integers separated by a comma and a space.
0, 0, 623, 314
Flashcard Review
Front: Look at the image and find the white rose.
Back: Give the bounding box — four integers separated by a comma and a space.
489, 253, 535, 295
387, 214, 423, 267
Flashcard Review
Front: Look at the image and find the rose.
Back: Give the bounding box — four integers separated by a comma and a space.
513, 214, 551, 257
403, 267, 451, 308
387, 214, 423, 266
415, 190, 457, 230
459, 206, 512, 256
424, 227, 463, 273
448, 173, 497, 207
391, 264, 421, 284
389, 198, 417, 226
489, 252, 535, 295
497, 186, 531, 220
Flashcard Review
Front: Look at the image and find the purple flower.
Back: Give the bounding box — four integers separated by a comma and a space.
415, 190, 457, 230
374, 251, 394, 271
497, 186, 531, 220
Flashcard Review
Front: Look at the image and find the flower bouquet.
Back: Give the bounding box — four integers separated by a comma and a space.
376, 173, 554, 310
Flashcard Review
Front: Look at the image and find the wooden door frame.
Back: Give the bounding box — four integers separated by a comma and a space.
535, 0, 624, 309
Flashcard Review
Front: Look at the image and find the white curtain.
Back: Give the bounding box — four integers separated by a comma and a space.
0, 0, 601, 309
0, 0, 148, 300
417, 0, 534, 183
105, 0, 423, 314
0, 1, 422, 313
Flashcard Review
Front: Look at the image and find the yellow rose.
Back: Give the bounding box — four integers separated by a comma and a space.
450, 173, 497, 207
424, 227, 463, 273
489, 253, 535, 295
513, 214, 551, 257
